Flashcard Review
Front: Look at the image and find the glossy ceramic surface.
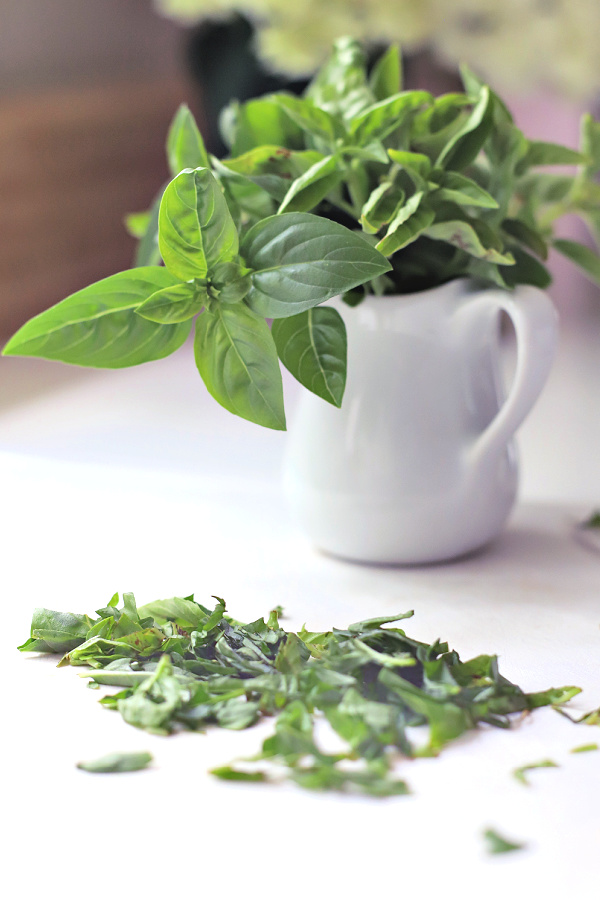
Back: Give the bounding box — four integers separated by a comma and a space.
284, 280, 558, 564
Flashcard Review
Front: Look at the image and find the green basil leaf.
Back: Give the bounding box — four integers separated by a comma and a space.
342, 141, 389, 164
424, 219, 515, 265
431, 170, 499, 208
125, 211, 151, 240
376, 193, 435, 256
166, 104, 209, 176
194, 305, 286, 430
227, 97, 304, 156
519, 140, 585, 171
274, 94, 340, 144
500, 247, 551, 289
278, 155, 342, 214
211, 766, 267, 783
118, 656, 182, 734
350, 91, 432, 145
411, 94, 472, 161
512, 759, 559, 786
132, 186, 165, 267
211, 156, 275, 224
77, 751, 153, 773
388, 149, 432, 178
517, 172, 574, 206
580, 113, 600, 178
272, 307, 347, 407
502, 218, 548, 259
483, 829, 526, 855
138, 596, 207, 629
242, 212, 391, 318
3, 268, 192, 367
553, 238, 600, 284
436, 86, 494, 171
136, 282, 206, 324
221, 146, 322, 178
361, 181, 405, 234
18, 608, 92, 654
305, 37, 373, 120
369, 45, 402, 101
159, 168, 239, 281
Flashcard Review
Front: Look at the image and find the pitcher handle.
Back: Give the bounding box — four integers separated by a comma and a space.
468, 286, 558, 465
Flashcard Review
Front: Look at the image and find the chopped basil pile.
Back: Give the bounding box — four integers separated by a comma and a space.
19, 593, 581, 796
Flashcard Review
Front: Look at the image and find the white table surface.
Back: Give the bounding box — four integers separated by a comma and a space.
1, 307, 599, 899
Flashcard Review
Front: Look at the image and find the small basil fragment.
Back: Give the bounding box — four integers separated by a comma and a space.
483, 828, 526, 855
77, 751, 153, 773
512, 759, 559, 786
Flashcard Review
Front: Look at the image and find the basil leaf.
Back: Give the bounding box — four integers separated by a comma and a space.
519, 140, 585, 171
138, 596, 209, 630
278, 155, 342, 214
136, 282, 206, 324
483, 829, 526, 855
570, 743, 599, 753
118, 656, 182, 734
361, 181, 405, 234
436, 86, 494, 171
580, 113, 600, 179
500, 247, 551, 289
194, 304, 286, 430
369, 45, 402, 101
554, 238, 600, 284
274, 94, 340, 145
166, 104, 209, 176
3, 268, 191, 367
272, 307, 347, 407
210, 767, 267, 783
424, 219, 515, 265
125, 211, 151, 240
388, 149, 432, 178
18, 608, 92, 654
512, 759, 559, 786
211, 156, 275, 224
376, 193, 435, 256
77, 751, 153, 773
226, 97, 304, 156
350, 91, 432, 145
502, 218, 548, 259
242, 212, 391, 318
159, 168, 238, 281
430, 170, 499, 209
132, 186, 165, 267
305, 37, 373, 120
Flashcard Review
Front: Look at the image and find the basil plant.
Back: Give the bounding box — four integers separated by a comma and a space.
5, 38, 600, 429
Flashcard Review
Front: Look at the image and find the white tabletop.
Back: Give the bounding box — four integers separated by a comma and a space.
1, 309, 599, 899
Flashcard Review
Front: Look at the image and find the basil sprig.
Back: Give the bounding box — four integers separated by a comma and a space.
20, 593, 584, 797
5, 38, 600, 428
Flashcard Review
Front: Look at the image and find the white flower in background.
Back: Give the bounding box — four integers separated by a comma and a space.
154, 0, 600, 98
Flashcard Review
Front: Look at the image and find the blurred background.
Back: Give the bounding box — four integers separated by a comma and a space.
1, 0, 599, 338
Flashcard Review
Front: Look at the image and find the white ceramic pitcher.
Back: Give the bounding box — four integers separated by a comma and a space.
284, 279, 558, 564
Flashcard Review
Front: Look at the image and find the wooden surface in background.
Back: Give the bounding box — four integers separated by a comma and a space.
0, 77, 201, 338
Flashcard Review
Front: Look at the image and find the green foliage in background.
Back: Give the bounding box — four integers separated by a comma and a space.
4, 39, 600, 429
